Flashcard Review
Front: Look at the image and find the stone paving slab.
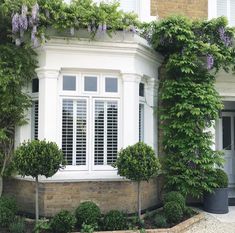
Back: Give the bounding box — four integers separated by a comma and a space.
185, 207, 235, 233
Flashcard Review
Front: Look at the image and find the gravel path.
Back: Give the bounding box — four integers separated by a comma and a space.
186, 211, 235, 233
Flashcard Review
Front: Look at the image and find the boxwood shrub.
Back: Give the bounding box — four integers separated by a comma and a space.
163, 191, 185, 210
0, 196, 18, 228
75, 201, 101, 228
163, 201, 183, 224
50, 210, 76, 233
102, 210, 127, 231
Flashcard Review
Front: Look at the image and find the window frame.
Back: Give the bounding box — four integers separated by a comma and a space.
92, 97, 120, 171
59, 71, 121, 172
61, 96, 89, 171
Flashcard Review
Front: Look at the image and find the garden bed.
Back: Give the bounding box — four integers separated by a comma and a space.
73, 212, 204, 233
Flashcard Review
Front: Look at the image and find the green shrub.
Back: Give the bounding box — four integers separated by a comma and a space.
164, 201, 183, 224
75, 202, 101, 228
0, 206, 15, 228
33, 218, 50, 233
0, 196, 17, 213
50, 210, 76, 233
153, 214, 167, 228
215, 169, 228, 188
9, 217, 26, 233
163, 191, 185, 210
127, 215, 144, 230
81, 223, 95, 233
183, 207, 195, 218
0, 196, 18, 228
102, 210, 127, 231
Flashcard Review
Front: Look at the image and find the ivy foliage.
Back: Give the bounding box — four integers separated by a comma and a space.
144, 16, 235, 197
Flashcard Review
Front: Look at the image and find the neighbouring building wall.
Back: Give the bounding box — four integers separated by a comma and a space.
151, 0, 208, 19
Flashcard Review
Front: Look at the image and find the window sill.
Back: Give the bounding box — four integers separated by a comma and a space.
14, 169, 125, 183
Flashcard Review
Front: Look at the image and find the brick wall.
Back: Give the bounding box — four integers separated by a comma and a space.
151, 0, 208, 20
4, 178, 162, 217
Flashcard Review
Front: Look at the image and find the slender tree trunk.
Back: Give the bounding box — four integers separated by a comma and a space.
137, 181, 141, 219
35, 176, 39, 222
0, 176, 3, 197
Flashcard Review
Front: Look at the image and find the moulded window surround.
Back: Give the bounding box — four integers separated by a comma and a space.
63, 75, 76, 91
84, 76, 98, 92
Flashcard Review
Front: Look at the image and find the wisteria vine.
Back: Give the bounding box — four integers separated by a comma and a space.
9, 0, 140, 47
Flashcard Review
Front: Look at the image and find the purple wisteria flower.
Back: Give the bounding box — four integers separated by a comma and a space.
130, 25, 136, 33
32, 3, 39, 21
12, 13, 20, 33
98, 23, 103, 32
19, 14, 28, 31
207, 54, 214, 70
102, 22, 107, 31
218, 26, 232, 47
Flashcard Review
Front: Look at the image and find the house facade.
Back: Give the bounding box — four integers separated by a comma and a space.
4, 0, 235, 216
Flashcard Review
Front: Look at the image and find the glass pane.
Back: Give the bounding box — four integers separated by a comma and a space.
63, 76, 76, 91
84, 76, 97, 92
105, 78, 118, 93
139, 83, 145, 97
223, 116, 231, 150
32, 78, 39, 93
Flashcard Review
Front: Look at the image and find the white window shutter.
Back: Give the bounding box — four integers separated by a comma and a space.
94, 100, 118, 166
62, 100, 74, 165
139, 104, 144, 142
230, 0, 235, 26
217, 0, 228, 17
76, 100, 87, 165
32, 101, 39, 140
119, 0, 137, 13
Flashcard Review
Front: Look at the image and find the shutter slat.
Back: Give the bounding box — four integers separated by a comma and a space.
217, 0, 228, 17
230, 0, 235, 26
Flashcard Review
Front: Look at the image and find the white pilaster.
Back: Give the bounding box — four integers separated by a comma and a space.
36, 68, 60, 144
122, 73, 141, 148
144, 78, 156, 150
208, 0, 217, 20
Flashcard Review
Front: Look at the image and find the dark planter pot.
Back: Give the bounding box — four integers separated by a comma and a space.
203, 188, 228, 214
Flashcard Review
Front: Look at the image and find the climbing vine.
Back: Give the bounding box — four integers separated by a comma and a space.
144, 16, 235, 197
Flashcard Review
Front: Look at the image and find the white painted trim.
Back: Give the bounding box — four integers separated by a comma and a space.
208, 0, 217, 19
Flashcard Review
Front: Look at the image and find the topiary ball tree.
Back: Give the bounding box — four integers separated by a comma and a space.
14, 140, 65, 222
114, 142, 161, 218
